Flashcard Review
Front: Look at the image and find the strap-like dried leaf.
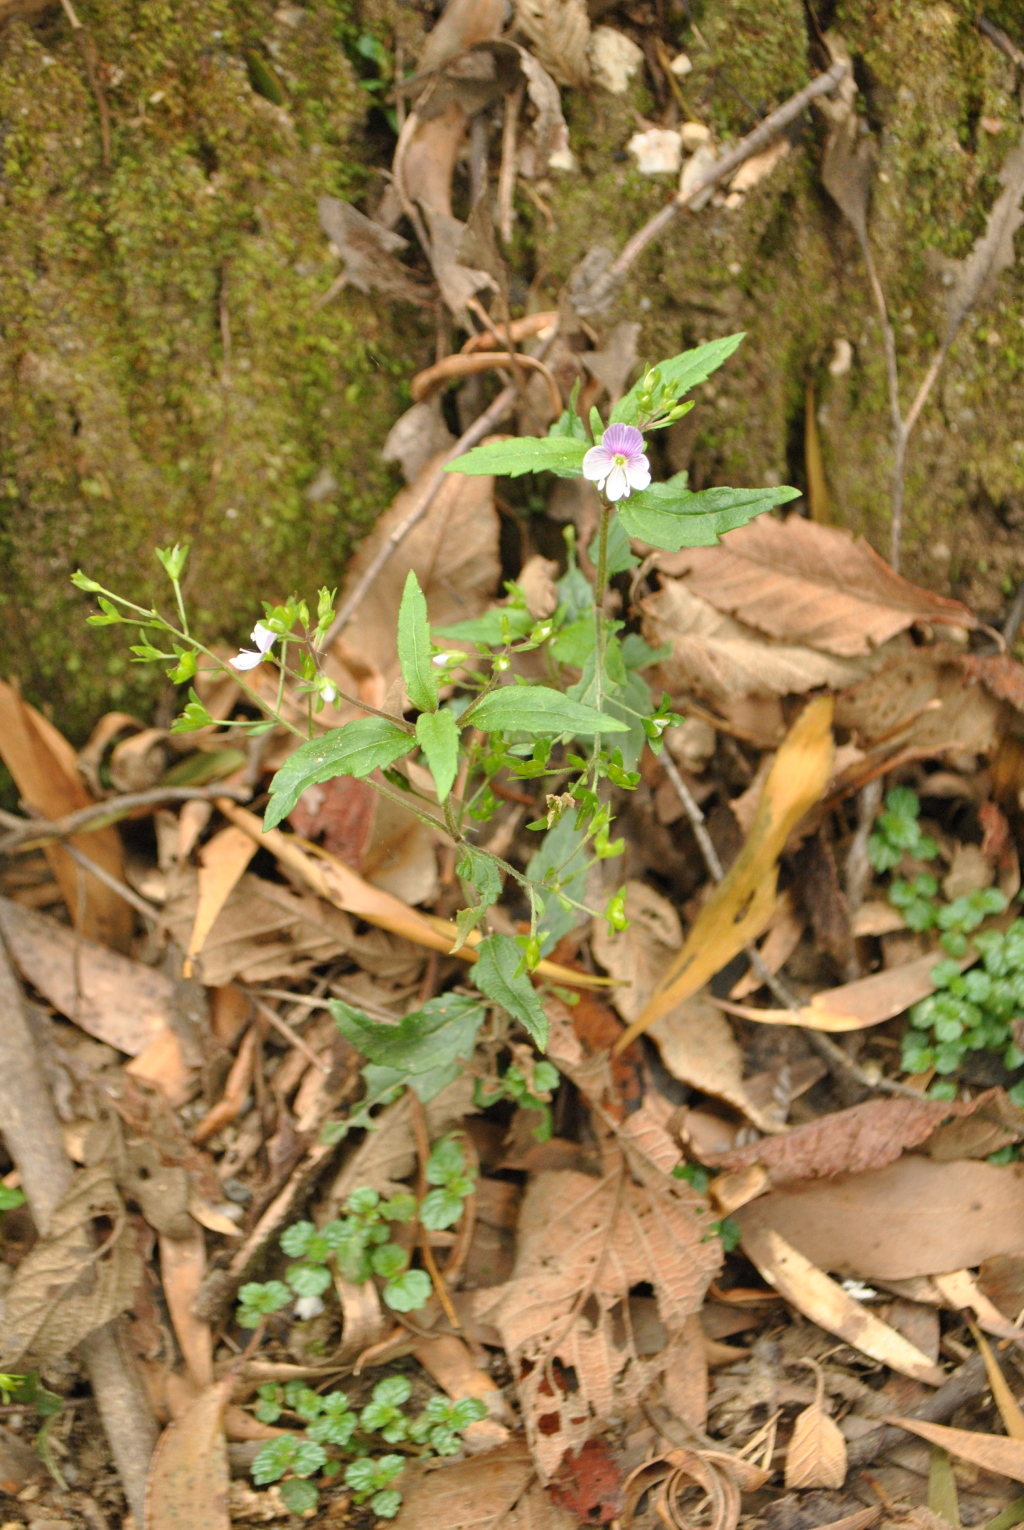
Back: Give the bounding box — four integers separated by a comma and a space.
887, 1417, 1024, 1484
185, 826, 257, 974
144, 1377, 232, 1530
514, 0, 590, 86
0, 1165, 141, 1368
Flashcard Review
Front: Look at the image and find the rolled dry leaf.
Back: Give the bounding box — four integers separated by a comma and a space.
410, 349, 563, 416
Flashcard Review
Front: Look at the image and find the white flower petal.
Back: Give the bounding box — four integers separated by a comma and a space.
229, 649, 263, 671
605, 464, 631, 501
252, 621, 276, 654
582, 445, 614, 485
294, 1295, 324, 1321
627, 456, 651, 492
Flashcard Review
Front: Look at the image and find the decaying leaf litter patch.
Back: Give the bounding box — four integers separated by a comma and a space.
5, 1, 1024, 1528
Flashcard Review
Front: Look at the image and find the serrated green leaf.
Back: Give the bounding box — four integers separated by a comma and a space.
617, 478, 799, 550
469, 684, 629, 737
280, 1479, 319, 1515
457, 846, 503, 907
415, 708, 460, 801
383, 1269, 432, 1311
473, 933, 548, 1046
611, 334, 746, 426
398, 570, 439, 713
419, 1187, 465, 1229
328, 992, 485, 1075
444, 436, 588, 479
264, 717, 413, 830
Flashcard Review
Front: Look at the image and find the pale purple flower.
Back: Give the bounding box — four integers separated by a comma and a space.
582, 423, 651, 501
230, 621, 276, 671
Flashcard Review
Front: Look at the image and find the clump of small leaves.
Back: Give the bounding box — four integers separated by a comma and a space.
903, 923, 1024, 1099
868, 786, 939, 872
249, 1374, 486, 1516
474, 1058, 561, 1141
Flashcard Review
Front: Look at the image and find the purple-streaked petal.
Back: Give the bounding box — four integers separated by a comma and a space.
626, 456, 651, 492
602, 422, 644, 458
251, 621, 276, 654
229, 649, 263, 671
604, 463, 632, 501
582, 444, 614, 484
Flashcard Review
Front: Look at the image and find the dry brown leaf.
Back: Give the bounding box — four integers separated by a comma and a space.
388, 1440, 534, 1529
317, 195, 432, 306
834, 646, 1004, 762
334, 449, 500, 694
938, 1267, 1024, 1339
590, 881, 682, 1024
0, 679, 132, 950
184, 826, 258, 976
361, 791, 439, 907
127, 1030, 195, 1108
382, 399, 457, 486
662, 1314, 708, 1432
619, 1447, 765, 1530
514, 0, 590, 86
731, 891, 805, 999
0, 897, 171, 1054
739, 1223, 945, 1385
735, 1156, 1024, 1281
583, 320, 641, 404
159, 1227, 212, 1390
622, 697, 835, 1044
886, 1417, 1024, 1484
144, 1376, 232, 1530
642, 579, 867, 703
784, 1363, 848, 1489
191, 1026, 257, 1146
703, 1092, 1004, 1187
660, 517, 978, 657
647, 991, 789, 1134
970, 1324, 1024, 1440
0, 1165, 142, 1368
476, 1165, 719, 1479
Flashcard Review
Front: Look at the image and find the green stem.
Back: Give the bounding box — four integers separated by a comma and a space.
591, 500, 612, 777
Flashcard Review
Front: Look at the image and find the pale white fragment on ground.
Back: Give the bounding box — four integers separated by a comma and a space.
548, 144, 579, 171
628, 128, 683, 175
679, 142, 718, 208
680, 120, 711, 151
588, 26, 644, 93
670, 51, 693, 76
730, 134, 790, 192
829, 338, 853, 376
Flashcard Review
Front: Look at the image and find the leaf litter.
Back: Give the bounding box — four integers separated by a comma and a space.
7, 13, 1024, 1530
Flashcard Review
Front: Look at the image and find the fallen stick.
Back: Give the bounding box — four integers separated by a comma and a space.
845, 1351, 987, 1468
0, 784, 250, 855
0, 933, 158, 1522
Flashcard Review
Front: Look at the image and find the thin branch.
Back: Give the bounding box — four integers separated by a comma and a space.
0, 785, 251, 855
247, 993, 332, 1075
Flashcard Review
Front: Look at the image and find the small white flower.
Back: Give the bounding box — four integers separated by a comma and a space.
229, 621, 276, 671
432, 650, 466, 668
294, 1295, 325, 1321
320, 678, 339, 704
582, 423, 651, 502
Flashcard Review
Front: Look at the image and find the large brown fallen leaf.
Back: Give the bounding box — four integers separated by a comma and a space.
184, 826, 258, 976
739, 1223, 945, 1385
475, 1164, 720, 1480
0, 1165, 142, 1368
735, 1156, 1024, 1281
0, 897, 171, 1054
646, 991, 789, 1135
886, 1418, 1024, 1484
619, 697, 835, 1045
642, 580, 867, 703
514, 0, 590, 85
658, 517, 979, 657
0, 680, 131, 950
703, 1092, 1006, 1187
388, 1441, 535, 1530
833, 646, 1005, 763
144, 1376, 232, 1530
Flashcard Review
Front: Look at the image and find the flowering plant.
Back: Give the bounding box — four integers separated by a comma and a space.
71, 334, 795, 1063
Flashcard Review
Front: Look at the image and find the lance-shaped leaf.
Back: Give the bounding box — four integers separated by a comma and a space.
474, 934, 548, 1046
445, 436, 588, 480
416, 708, 460, 801
617, 478, 800, 551
329, 992, 486, 1075
265, 718, 413, 830
398, 571, 439, 713
611, 334, 745, 427
468, 683, 629, 737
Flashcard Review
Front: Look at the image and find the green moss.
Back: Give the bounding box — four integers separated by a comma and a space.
0, 0, 428, 738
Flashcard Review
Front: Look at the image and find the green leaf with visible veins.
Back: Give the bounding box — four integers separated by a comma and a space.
264, 717, 413, 829
469, 684, 628, 737
416, 708, 460, 801
444, 436, 588, 480
398, 570, 439, 713
328, 992, 485, 1074
611, 334, 746, 427
474, 933, 548, 1047
617, 479, 800, 550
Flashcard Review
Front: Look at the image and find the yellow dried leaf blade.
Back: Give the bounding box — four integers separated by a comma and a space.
621, 697, 834, 1044
929, 1445, 962, 1530
887, 1418, 1024, 1484
144, 1377, 233, 1530
971, 1324, 1024, 1441
185, 826, 259, 968
741, 1224, 945, 1385
785, 1404, 847, 1490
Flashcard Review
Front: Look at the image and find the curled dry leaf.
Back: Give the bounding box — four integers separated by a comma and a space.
619, 1447, 768, 1530
642, 579, 867, 703
784, 1360, 848, 1489
144, 1376, 233, 1530
475, 1164, 720, 1479
514, 0, 590, 86
317, 195, 432, 306
0, 679, 132, 951
0, 1165, 142, 1369
0, 897, 171, 1054
886, 1417, 1024, 1484
653, 512, 978, 658
621, 696, 835, 1043
184, 825, 258, 976
736, 1156, 1024, 1282
703, 1091, 1009, 1187
739, 1223, 945, 1385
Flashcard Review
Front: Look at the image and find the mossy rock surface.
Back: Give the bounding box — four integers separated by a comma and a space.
3, 0, 1024, 740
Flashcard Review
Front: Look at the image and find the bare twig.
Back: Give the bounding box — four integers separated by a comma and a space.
498, 83, 524, 244
0, 785, 251, 855
583, 60, 849, 311
59, 0, 111, 169
248, 993, 332, 1075
320, 383, 517, 651
63, 842, 168, 930
978, 15, 1024, 72
0, 934, 157, 1520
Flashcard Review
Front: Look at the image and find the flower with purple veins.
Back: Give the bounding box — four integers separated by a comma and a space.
581, 423, 651, 502
230, 621, 276, 671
